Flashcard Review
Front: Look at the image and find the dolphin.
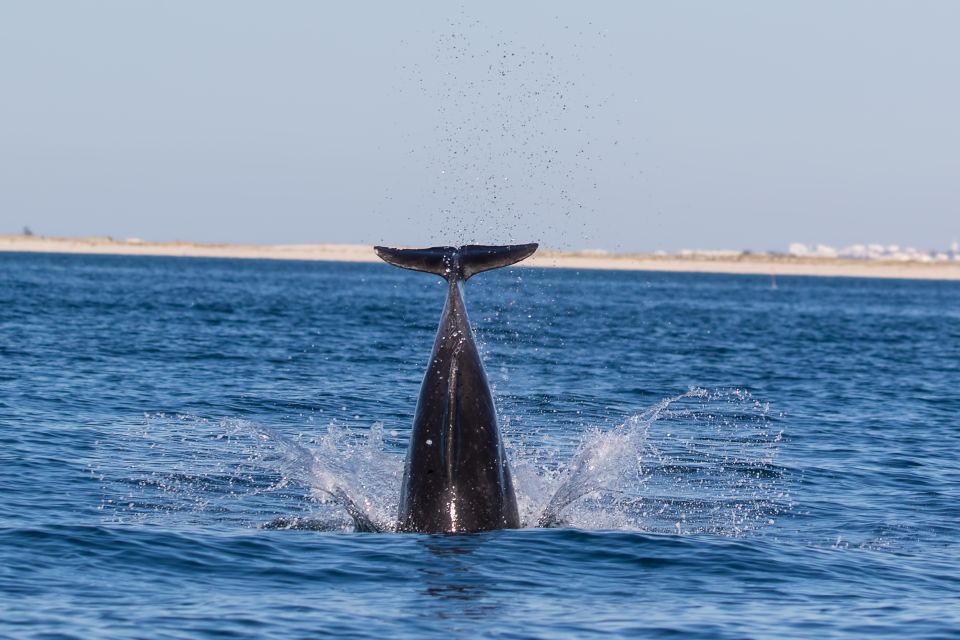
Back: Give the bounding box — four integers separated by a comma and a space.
374, 243, 538, 533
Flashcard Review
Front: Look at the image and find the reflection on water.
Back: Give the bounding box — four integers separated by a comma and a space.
419, 536, 492, 614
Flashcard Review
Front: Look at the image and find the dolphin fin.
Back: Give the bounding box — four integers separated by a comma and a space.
374, 243, 538, 281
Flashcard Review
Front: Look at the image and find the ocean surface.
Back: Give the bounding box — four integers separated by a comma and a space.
1, 251, 958, 639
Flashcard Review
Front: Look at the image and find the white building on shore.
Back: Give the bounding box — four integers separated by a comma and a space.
788, 242, 960, 262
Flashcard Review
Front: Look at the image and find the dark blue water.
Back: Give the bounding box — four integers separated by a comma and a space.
2, 252, 958, 638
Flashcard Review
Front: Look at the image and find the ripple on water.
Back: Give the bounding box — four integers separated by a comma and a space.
3, 254, 960, 638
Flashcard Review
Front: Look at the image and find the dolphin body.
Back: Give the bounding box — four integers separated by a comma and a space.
374, 243, 538, 533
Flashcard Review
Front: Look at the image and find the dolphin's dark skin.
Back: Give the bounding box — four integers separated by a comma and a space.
374, 244, 538, 533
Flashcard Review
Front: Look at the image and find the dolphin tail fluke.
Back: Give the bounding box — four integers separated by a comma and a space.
458, 244, 539, 279
373, 243, 538, 281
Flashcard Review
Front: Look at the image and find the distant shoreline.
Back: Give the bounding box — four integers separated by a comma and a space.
2, 234, 960, 281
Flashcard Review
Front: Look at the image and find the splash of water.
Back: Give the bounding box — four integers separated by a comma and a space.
97, 388, 788, 536
527, 388, 706, 529
242, 421, 402, 532
518, 387, 789, 535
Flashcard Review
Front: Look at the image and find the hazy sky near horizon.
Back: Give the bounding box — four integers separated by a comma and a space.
1, 1, 957, 252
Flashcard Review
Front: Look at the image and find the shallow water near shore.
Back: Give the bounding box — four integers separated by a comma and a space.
2, 252, 959, 638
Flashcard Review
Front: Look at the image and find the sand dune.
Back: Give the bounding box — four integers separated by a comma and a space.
2, 234, 959, 281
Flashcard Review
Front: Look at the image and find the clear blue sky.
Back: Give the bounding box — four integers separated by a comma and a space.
1, 1, 957, 252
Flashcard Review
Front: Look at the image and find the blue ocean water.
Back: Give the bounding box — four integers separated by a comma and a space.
1, 251, 958, 638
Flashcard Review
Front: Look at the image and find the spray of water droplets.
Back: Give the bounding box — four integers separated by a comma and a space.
95, 388, 789, 536
395, 19, 616, 249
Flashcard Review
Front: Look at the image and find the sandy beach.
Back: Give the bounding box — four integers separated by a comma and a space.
2, 234, 959, 281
